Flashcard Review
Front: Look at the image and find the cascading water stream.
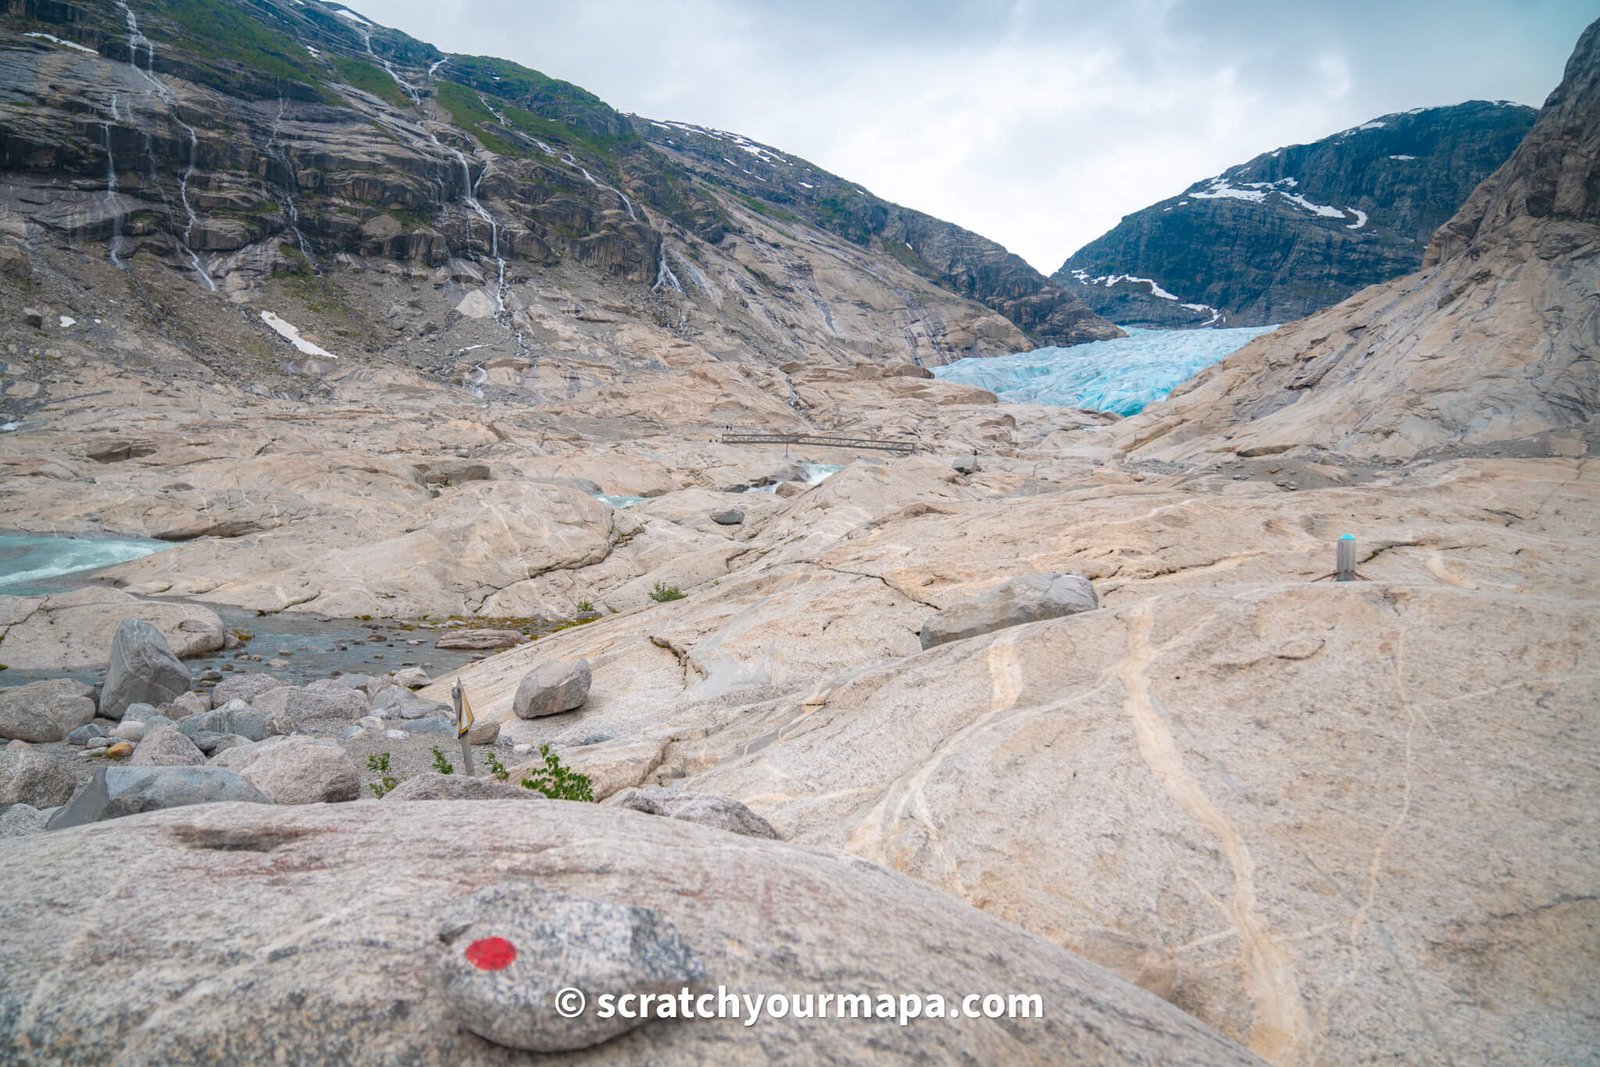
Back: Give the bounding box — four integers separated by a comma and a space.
114, 0, 213, 290
102, 95, 124, 268
453, 150, 507, 315
652, 245, 683, 295
266, 97, 314, 267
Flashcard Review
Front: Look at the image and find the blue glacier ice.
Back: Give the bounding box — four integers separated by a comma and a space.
933, 325, 1277, 416
0, 533, 173, 594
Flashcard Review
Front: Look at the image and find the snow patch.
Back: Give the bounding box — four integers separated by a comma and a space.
1356, 120, 1387, 131
260, 311, 337, 359
332, 8, 372, 26
1189, 178, 1267, 203
23, 31, 98, 54
58, 315, 76, 328
1388, 154, 1417, 161
1280, 192, 1345, 219
1346, 209, 1368, 230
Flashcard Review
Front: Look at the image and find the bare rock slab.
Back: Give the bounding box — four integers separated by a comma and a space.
101, 619, 191, 719
435, 629, 525, 651
386, 773, 538, 802
0, 747, 78, 811
513, 658, 591, 719
919, 571, 1098, 650
230, 737, 360, 804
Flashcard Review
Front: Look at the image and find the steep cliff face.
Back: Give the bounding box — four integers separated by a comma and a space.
1120, 20, 1599, 462
0, 0, 1115, 369
1055, 102, 1537, 327
640, 120, 1122, 348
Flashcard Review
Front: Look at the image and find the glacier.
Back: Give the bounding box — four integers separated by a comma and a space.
933, 325, 1277, 416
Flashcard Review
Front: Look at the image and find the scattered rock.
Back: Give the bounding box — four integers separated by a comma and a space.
0, 747, 77, 810
610, 786, 780, 839
231, 738, 360, 805
65, 722, 109, 746
112, 720, 147, 742
178, 704, 272, 743
45, 766, 271, 829
919, 572, 1098, 650
156, 691, 210, 720
127, 723, 206, 767
386, 773, 538, 802
512, 658, 591, 719
390, 667, 431, 689
950, 454, 980, 475
210, 672, 286, 708
103, 741, 134, 760
22, 307, 44, 329
465, 718, 500, 745
253, 685, 369, 733
710, 508, 744, 526
434, 629, 525, 651
101, 620, 191, 720
0, 678, 96, 742
369, 685, 450, 720
438, 883, 704, 1052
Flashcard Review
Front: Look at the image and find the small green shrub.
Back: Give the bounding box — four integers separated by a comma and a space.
520, 744, 595, 802
576, 599, 596, 614
367, 752, 399, 798
648, 581, 685, 603
484, 752, 510, 782
430, 746, 455, 775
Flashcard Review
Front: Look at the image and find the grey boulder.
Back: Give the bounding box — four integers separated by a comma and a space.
919, 571, 1099, 650
609, 786, 780, 839
210, 672, 286, 708
370, 685, 450, 721
710, 508, 744, 526
178, 704, 272, 743
438, 883, 703, 1052
0, 803, 49, 838
254, 686, 369, 734
513, 658, 591, 719
0, 747, 78, 811
0, 679, 97, 743
127, 723, 207, 768
100, 620, 191, 719
228, 737, 360, 805
45, 766, 270, 829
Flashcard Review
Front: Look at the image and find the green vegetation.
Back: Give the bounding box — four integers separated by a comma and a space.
484, 752, 509, 781
732, 190, 797, 223
366, 753, 399, 798
429, 746, 455, 775
520, 744, 595, 802
575, 599, 596, 614
146, 0, 331, 100
330, 55, 413, 109
649, 580, 685, 603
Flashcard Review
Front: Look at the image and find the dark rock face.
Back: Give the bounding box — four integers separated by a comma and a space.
0, 0, 1113, 353
640, 120, 1120, 348
1056, 102, 1537, 327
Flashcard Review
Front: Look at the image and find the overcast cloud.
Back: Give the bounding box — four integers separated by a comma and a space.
349, 0, 1593, 272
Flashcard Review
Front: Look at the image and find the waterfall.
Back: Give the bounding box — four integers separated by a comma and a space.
453, 150, 508, 316
427, 57, 449, 79
102, 95, 125, 268
266, 98, 315, 268
114, 0, 213, 289
361, 30, 421, 106
652, 245, 683, 295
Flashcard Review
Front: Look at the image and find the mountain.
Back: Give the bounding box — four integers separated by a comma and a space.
1054, 101, 1537, 327
0, 0, 1115, 383
1120, 20, 1600, 462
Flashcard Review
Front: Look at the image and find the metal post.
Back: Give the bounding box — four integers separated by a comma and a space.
1335, 534, 1357, 582
451, 679, 476, 777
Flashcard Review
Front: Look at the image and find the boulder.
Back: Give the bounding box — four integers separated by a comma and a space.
0, 748, 77, 811
390, 667, 431, 690
465, 718, 500, 745
253, 686, 369, 734
439, 883, 704, 1052
0, 804, 48, 838
156, 691, 210, 720
100, 620, 191, 719
609, 786, 780, 839
919, 572, 1098, 650
710, 508, 744, 526
512, 658, 591, 719
178, 704, 272, 743
45, 767, 271, 830
434, 629, 524, 651
0, 678, 97, 742
369, 685, 452, 720
127, 723, 206, 768
0, 802, 1258, 1064
65, 722, 109, 746
230, 738, 360, 805
210, 673, 286, 708
386, 773, 538, 802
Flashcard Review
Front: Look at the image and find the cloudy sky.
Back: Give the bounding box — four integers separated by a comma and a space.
350, 0, 1593, 272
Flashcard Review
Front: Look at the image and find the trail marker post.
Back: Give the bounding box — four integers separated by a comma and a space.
451, 678, 476, 777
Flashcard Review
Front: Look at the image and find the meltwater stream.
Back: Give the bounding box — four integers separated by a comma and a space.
934, 325, 1276, 416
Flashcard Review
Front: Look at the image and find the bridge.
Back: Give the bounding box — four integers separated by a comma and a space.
719, 432, 918, 455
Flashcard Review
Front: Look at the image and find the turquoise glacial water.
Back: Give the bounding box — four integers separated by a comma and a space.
0, 533, 173, 595
933, 325, 1277, 416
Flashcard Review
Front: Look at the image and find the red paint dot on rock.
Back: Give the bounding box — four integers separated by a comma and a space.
465, 936, 517, 971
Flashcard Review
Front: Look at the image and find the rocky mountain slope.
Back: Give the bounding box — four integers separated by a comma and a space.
0, 0, 1113, 388
1055, 101, 1536, 327
1121, 19, 1599, 462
